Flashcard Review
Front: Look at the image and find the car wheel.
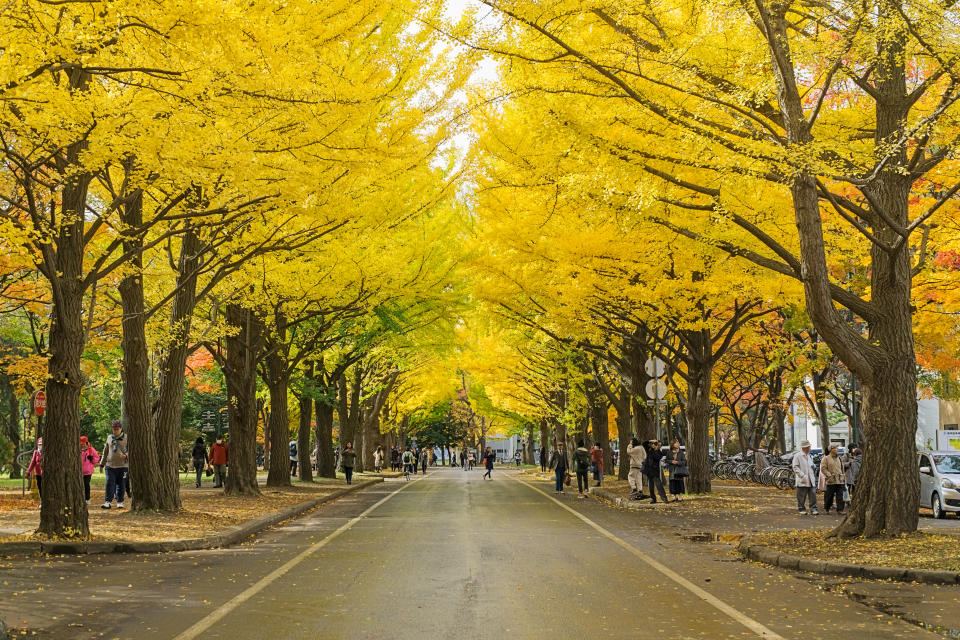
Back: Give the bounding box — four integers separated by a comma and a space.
932, 493, 945, 519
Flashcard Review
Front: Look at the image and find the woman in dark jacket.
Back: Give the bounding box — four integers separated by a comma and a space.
665, 439, 687, 502
643, 440, 669, 504
191, 437, 208, 488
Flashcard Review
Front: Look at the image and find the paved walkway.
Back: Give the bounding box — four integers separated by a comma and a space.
0, 469, 952, 638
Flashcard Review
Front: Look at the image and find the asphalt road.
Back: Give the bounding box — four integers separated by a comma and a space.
0, 469, 947, 639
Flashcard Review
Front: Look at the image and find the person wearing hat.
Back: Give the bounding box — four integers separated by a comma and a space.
80, 436, 100, 502
791, 440, 818, 515
99, 421, 129, 509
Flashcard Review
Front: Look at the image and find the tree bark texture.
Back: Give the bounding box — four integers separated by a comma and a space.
152, 229, 201, 509
297, 363, 314, 483
38, 98, 92, 537
223, 304, 263, 496
118, 180, 172, 511
684, 355, 713, 494
314, 396, 336, 478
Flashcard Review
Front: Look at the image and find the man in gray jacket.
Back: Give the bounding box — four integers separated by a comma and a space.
791, 440, 818, 515
99, 421, 129, 509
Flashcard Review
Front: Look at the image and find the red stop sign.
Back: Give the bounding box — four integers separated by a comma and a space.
33, 391, 46, 416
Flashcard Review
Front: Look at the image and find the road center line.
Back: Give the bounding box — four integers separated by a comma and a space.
512, 474, 785, 640
172, 479, 416, 640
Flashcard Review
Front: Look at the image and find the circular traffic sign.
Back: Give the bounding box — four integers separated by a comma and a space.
33, 391, 46, 417
645, 379, 667, 400
644, 357, 665, 378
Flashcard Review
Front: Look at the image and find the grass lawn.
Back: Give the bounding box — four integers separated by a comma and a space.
752, 529, 960, 572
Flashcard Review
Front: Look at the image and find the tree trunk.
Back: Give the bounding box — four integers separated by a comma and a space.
587, 383, 612, 476
153, 228, 201, 509
524, 426, 535, 464
265, 371, 291, 487
223, 304, 262, 496
314, 395, 336, 478
297, 363, 313, 483
118, 179, 171, 511
5, 382, 20, 479
614, 389, 631, 480
539, 418, 549, 455
685, 359, 713, 494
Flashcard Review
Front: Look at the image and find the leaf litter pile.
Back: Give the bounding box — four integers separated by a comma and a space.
0, 483, 341, 542
754, 529, 960, 571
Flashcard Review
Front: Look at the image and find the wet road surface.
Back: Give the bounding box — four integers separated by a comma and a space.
0, 469, 945, 639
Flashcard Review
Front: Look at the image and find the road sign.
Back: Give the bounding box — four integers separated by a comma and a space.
33, 391, 46, 416
645, 379, 667, 400
644, 357, 665, 378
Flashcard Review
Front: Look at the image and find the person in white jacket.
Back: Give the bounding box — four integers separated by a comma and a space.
626, 438, 647, 500
791, 440, 819, 515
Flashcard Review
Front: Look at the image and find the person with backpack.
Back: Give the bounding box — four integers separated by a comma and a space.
401, 446, 415, 480
549, 442, 569, 495
341, 442, 357, 485
191, 437, 208, 488
482, 447, 496, 479
99, 421, 129, 509
573, 441, 591, 498
289, 441, 298, 476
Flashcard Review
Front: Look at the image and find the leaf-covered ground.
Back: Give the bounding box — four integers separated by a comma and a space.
754, 529, 960, 571
0, 481, 344, 542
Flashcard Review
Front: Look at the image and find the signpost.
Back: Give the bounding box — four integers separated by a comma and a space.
644, 358, 667, 440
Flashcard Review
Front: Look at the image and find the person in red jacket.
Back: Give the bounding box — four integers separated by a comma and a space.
26, 437, 43, 504
80, 436, 100, 501
590, 443, 604, 487
209, 436, 229, 488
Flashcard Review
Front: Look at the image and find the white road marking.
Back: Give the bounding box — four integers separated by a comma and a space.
172, 480, 416, 640
512, 475, 786, 640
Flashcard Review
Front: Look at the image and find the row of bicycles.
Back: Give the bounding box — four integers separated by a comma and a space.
712, 453, 798, 490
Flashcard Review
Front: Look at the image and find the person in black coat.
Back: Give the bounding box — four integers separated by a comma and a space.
643, 439, 669, 504
665, 439, 687, 502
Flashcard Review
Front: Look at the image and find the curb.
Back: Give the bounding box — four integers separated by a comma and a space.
736, 537, 960, 584
0, 478, 382, 558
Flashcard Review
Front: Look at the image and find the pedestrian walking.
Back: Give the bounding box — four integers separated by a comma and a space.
467, 450, 475, 471
514, 449, 522, 467
341, 442, 357, 485
391, 446, 400, 472
99, 421, 129, 509
573, 440, 590, 498
209, 435, 229, 488
643, 439, 668, 504
549, 442, 569, 495
791, 440, 818, 515
419, 447, 429, 474
80, 436, 100, 501
539, 445, 547, 472
482, 447, 495, 479
665, 439, 687, 502
289, 441, 298, 476
590, 443, 604, 487
401, 447, 415, 479
821, 444, 846, 514
374, 445, 384, 473
191, 437, 208, 488
26, 438, 42, 504
626, 438, 647, 500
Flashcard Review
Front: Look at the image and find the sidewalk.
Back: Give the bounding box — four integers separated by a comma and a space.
0, 477, 381, 555
519, 469, 960, 540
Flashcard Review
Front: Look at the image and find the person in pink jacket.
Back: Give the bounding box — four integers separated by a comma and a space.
80, 436, 100, 502
26, 437, 42, 504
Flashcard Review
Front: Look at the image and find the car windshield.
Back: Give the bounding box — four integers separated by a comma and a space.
932, 455, 960, 474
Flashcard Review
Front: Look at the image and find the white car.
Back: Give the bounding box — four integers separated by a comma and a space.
918, 450, 960, 519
